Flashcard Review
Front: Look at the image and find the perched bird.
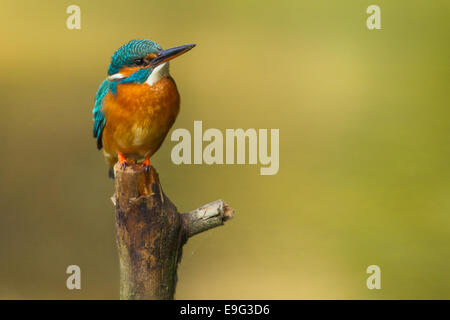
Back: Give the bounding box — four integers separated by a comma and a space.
92, 39, 195, 178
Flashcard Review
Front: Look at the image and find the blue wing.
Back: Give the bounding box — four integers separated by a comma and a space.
92, 80, 110, 150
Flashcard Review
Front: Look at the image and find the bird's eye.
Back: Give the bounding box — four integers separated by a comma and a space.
134, 58, 145, 66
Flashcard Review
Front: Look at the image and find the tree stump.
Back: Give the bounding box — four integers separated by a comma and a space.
112, 160, 234, 300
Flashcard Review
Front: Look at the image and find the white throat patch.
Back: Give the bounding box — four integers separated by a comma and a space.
146, 62, 170, 86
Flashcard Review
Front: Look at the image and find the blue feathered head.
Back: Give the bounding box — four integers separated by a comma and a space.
108, 39, 162, 75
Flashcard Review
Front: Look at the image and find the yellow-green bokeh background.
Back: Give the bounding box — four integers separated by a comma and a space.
0, 0, 449, 299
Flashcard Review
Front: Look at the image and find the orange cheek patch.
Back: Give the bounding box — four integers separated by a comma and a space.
119, 66, 142, 77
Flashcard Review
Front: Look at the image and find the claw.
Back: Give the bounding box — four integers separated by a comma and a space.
118, 152, 128, 170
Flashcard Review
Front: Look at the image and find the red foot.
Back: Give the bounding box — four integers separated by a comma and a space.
142, 156, 151, 173
118, 152, 128, 170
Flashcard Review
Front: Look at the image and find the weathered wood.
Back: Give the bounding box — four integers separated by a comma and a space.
112, 160, 234, 300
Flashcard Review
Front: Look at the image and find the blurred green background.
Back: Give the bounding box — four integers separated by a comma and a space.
0, 0, 449, 299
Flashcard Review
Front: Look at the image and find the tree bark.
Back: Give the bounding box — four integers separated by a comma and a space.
112, 160, 234, 300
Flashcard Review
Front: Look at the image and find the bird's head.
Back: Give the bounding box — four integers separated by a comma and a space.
107, 39, 195, 83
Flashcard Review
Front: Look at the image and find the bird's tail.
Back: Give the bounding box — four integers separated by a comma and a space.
104, 152, 117, 179
108, 168, 115, 179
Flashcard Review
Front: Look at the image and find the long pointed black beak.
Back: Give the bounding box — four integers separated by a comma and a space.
151, 44, 196, 67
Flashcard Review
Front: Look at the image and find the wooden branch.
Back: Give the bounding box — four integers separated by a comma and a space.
182, 200, 234, 238
112, 160, 234, 300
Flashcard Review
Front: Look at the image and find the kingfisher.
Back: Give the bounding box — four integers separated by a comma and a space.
92, 39, 195, 178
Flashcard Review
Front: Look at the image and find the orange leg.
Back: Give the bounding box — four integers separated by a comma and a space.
142, 156, 151, 173
118, 152, 128, 170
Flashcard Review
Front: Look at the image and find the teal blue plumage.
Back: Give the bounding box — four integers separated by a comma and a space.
93, 80, 110, 150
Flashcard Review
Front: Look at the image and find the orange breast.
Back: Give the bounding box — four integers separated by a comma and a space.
102, 77, 180, 160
